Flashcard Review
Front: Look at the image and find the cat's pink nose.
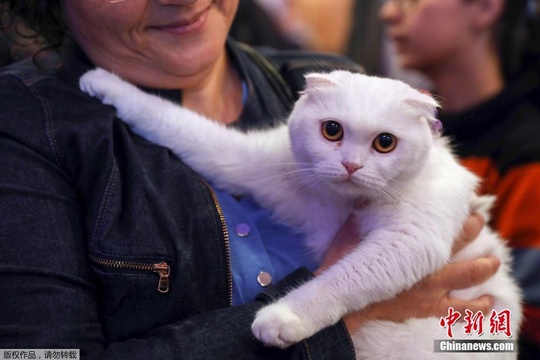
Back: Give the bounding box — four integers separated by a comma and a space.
342, 161, 362, 175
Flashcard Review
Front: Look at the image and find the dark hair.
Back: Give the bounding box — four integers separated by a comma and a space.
499, 0, 540, 78
0, 0, 66, 68
0, 1, 65, 47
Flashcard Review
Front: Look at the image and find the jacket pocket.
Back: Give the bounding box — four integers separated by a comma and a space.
89, 254, 170, 293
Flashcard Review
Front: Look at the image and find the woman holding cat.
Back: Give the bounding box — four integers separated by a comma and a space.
381, 0, 540, 357
0, 0, 498, 358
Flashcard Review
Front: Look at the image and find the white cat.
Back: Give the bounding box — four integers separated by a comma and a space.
80, 69, 522, 359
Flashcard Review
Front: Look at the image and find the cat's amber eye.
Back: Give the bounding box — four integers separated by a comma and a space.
321, 120, 343, 141
372, 133, 397, 153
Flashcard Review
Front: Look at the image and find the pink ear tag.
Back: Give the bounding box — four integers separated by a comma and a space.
430, 118, 443, 134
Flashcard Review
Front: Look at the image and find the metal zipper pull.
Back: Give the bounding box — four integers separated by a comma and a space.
153, 262, 170, 293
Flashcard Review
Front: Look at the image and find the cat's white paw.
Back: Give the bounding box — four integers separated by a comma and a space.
251, 303, 313, 348
79, 68, 130, 105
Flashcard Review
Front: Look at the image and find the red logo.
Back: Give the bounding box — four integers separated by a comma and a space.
489, 309, 512, 337
439, 307, 462, 338
439, 308, 513, 338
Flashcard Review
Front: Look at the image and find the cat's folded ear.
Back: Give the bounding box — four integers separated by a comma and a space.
403, 90, 439, 115
404, 91, 443, 135
304, 72, 338, 91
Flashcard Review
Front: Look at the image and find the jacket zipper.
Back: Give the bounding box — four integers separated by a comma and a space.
90, 255, 170, 293
200, 178, 233, 307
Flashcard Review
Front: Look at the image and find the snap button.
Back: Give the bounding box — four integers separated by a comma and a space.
236, 223, 251, 237
257, 271, 273, 287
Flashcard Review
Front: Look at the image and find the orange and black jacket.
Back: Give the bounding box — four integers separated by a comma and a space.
440, 75, 540, 355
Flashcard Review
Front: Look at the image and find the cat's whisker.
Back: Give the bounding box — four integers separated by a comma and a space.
241, 168, 327, 201
248, 167, 317, 186
380, 184, 404, 205
360, 180, 403, 207
279, 172, 327, 198
411, 74, 433, 90
286, 172, 324, 190
256, 162, 312, 167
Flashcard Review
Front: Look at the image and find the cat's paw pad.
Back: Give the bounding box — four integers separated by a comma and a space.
251, 303, 311, 348
79, 68, 127, 104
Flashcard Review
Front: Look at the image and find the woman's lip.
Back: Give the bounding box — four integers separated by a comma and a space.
149, 7, 209, 35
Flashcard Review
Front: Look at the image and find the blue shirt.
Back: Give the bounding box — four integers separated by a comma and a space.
213, 188, 320, 305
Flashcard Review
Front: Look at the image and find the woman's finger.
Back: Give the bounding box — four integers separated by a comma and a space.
431, 255, 500, 290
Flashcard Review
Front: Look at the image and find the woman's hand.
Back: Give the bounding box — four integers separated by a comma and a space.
315, 213, 500, 335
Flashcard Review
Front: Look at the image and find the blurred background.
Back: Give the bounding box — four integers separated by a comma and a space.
2, 0, 538, 91
229, 0, 539, 93
229, 0, 430, 86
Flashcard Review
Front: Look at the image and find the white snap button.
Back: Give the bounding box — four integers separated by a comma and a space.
236, 223, 251, 237
257, 271, 273, 287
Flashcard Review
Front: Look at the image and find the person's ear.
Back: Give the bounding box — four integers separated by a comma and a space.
468, 0, 505, 30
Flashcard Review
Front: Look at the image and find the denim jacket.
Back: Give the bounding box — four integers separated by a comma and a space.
0, 40, 362, 359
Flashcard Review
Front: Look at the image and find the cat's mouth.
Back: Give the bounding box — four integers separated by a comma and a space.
329, 175, 361, 190
333, 174, 357, 183
327, 179, 367, 200
329, 174, 378, 198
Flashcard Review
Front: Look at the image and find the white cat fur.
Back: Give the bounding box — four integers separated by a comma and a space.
80, 69, 522, 359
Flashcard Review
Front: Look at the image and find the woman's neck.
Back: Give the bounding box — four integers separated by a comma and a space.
426, 48, 504, 113
181, 51, 243, 125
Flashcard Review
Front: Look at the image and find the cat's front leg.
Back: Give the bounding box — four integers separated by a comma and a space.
251, 216, 455, 349
80, 68, 204, 148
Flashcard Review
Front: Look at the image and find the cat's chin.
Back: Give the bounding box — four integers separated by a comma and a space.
327, 178, 367, 198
